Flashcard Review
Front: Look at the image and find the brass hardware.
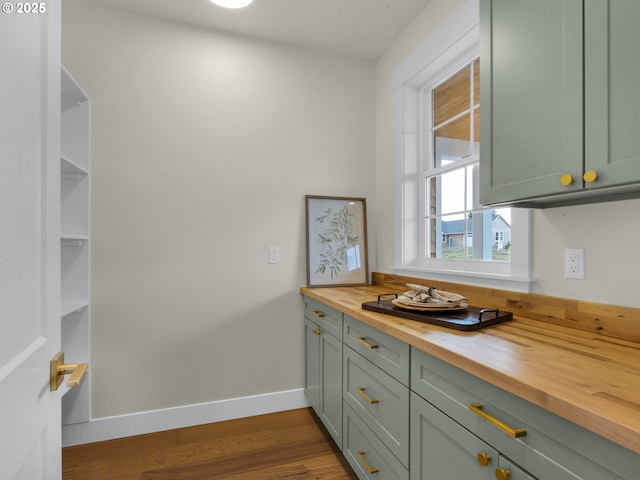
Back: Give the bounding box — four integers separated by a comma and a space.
357, 387, 379, 404
357, 451, 379, 474
468, 404, 526, 438
477, 452, 491, 467
560, 173, 573, 186
312, 310, 325, 318
495, 468, 511, 480
356, 337, 379, 349
313, 328, 322, 335
50, 352, 89, 392
583, 170, 598, 183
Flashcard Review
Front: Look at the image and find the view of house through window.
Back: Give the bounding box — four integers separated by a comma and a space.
425, 58, 511, 262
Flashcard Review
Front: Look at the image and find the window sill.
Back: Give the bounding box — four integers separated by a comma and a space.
391, 265, 537, 293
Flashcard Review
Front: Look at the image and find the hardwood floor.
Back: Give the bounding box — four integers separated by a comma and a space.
62, 408, 358, 480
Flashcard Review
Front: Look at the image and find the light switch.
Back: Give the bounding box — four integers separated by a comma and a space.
268, 247, 280, 264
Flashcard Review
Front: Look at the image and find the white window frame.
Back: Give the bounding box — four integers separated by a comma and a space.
392, 0, 534, 292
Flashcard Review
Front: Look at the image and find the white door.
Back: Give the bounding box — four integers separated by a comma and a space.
0, 1, 63, 479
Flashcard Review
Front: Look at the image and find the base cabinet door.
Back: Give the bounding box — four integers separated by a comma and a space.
304, 316, 343, 448
304, 317, 321, 412
320, 328, 343, 447
411, 393, 499, 479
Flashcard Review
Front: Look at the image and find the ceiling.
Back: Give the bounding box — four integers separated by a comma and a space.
87, 0, 433, 59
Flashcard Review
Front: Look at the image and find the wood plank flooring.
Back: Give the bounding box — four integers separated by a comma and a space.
62, 408, 358, 480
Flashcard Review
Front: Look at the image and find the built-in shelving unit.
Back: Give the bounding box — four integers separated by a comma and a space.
61, 66, 91, 426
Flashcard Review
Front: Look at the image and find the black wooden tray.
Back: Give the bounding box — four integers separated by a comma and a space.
361, 295, 512, 331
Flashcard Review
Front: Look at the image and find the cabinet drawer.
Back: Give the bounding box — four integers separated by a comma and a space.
343, 315, 410, 385
304, 296, 342, 339
411, 347, 636, 480
344, 345, 409, 467
343, 402, 409, 480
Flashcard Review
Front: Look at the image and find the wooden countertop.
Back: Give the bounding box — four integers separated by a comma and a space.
300, 280, 640, 455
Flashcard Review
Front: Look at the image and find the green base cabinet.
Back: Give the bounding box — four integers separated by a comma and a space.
303, 297, 343, 448
411, 347, 638, 480
303, 297, 638, 479
480, 0, 640, 207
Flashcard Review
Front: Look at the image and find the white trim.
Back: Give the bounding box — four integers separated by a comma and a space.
393, 0, 533, 288
391, 265, 536, 293
392, 0, 480, 90
62, 388, 309, 447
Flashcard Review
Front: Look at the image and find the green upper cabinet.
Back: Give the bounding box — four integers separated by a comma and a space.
585, 0, 640, 190
480, 0, 640, 207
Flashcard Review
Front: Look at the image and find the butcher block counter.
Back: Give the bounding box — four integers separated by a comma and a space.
301, 272, 640, 456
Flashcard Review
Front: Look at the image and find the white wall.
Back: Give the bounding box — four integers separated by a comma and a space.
62, 0, 375, 420
375, 0, 640, 309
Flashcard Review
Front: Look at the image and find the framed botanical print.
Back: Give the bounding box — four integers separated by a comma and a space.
305, 195, 368, 287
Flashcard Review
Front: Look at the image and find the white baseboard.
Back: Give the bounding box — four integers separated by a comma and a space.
62, 388, 310, 447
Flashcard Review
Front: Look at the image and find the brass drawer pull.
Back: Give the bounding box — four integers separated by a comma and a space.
469, 403, 526, 438
357, 450, 379, 474
312, 310, 325, 318
356, 387, 379, 404
356, 337, 379, 349
312, 328, 322, 335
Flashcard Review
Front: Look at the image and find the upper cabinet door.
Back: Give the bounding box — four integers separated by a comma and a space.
479, 0, 584, 205
585, 0, 640, 189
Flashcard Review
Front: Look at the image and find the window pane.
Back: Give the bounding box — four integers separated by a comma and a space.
429, 213, 466, 259
427, 167, 466, 215
492, 208, 511, 261
433, 64, 471, 125
434, 113, 471, 167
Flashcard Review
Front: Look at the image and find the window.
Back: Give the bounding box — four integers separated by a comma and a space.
392, 0, 532, 291
425, 59, 512, 262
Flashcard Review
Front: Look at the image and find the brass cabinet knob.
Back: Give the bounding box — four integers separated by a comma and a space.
560, 173, 573, 186
477, 452, 491, 466
495, 468, 511, 480
583, 170, 598, 183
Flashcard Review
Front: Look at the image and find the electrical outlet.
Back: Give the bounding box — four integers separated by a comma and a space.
268, 247, 280, 264
564, 248, 585, 279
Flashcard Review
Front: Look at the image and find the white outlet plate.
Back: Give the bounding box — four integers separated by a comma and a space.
564, 248, 585, 279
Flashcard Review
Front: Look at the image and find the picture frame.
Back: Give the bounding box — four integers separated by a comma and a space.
305, 195, 369, 287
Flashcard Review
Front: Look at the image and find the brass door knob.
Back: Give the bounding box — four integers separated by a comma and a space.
560, 173, 573, 186
495, 468, 511, 480
583, 170, 598, 183
477, 452, 491, 466
50, 352, 89, 391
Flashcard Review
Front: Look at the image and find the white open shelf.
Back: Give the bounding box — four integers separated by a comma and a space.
60, 66, 91, 425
